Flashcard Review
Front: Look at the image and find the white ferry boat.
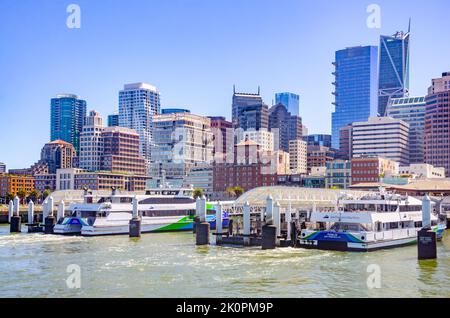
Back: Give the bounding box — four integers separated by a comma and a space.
299, 192, 446, 252
53, 188, 229, 236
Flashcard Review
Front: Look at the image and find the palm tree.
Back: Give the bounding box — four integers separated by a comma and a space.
28, 189, 41, 203
43, 189, 51, 200
234, 186, 244, 198
193, 188, 204, 199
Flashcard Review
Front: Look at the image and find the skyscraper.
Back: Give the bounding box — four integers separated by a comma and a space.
118, 83, 161, 169
232, 87, 268, 131
378, 29, 410, 116
331, 46, 378, 149
303, 134, 332, 148
275, 92, 300, 116
424, 72, 450, 176
79, 110, 104, 172
50, 94, 87, 153
268, 103, 302, 152
107, 114, 119, 127
387, 96, 426, 164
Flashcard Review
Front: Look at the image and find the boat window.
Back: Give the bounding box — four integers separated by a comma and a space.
142, 209, 195, 217
97, 197, 112, 203
120, 197, 133, 203
139, 197, 195, 204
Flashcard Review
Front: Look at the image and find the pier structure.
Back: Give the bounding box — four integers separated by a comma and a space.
8, 200, 14, 224
195, 195, 210, 245
210, 186, 370, 250
44, 196, 56, 234
10, 196, 21, 233
418, 195, 437, 260
26, 200, 43, 233
129, 196, 142, 238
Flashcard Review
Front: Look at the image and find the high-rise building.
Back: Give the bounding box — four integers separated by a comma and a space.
232, 87, 268, 131
307, 146, 335, 173
337, 125, 353, 160
331, 46, 378, 149
424, 72, 450, 176
304, 134, 332, 148
107, 114, 119, 127
378, 29, 410, 116
119, 83, 161, 168
352, 117, 410, 165
0, 162, 6, 173
40, 140, 76, 173
50, 94, 87, 153
149, 112, 213, 179
275, 92, 300, 116
386, 96, 426, 164
101, 126, 147, 175
79, 111, 104, 172
238, 129, 274, 151
289, 139, 307, 174
268, 103, 302, 152
208, 116, 233, 161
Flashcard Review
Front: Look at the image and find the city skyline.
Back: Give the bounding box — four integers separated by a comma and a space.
1, 0, 450, 169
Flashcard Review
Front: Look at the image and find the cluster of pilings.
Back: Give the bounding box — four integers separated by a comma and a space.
6, 195, 67, 234
195, 195, 306, 250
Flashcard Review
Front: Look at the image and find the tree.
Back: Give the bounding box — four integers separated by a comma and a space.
17, 189, 28, 205
43, 189, 51, 200
234, 186, 244, 198
5, 193, 15, 204
193, 188, 204, 199
226, 186, 236, 198
28, 189, 41, 203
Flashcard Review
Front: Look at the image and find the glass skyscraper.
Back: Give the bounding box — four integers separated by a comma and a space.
119, 83, 161, 169
387, 96, 425, 164
331, 46, 378, 150
275, 92, 300, 116
50, 94, 87, 153
378, 30, 410, 116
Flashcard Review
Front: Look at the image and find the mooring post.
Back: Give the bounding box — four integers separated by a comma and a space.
57, 200, 65, 223
8, 200, 14, 224
418, 195, 437, 260
266, 195, 273, 224
215, 203, 223, 245
10, 196, 21, 233
196, 195, 210, 245
286, 200, 292, 242
129, 196, 142, 238
273, 202, 281, 239
243, 201, 251, 246
261, 196, 277, 250
27, 200, 34, 225
193, 197, 202, 233
44, 196, 55, 234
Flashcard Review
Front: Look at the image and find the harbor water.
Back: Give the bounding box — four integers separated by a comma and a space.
0, 225, 449, 298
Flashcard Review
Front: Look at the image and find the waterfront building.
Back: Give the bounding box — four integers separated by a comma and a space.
162, 108, 190, 114
352, 116, 410, 166
149, 112, 213, 179
289, 139, 307, 174
378, 29, 411, 116
50, 94, 87, 153
351, 156, 399, 185
208, 116, 233, 161
386, 96, 426, 164
79, 111, 104, 172
232, 87, 268, 131
107, 114, 119, 127
34, 174, 57, 193
269, 103, 302, 152
238, 129, 274, 151
0, 162, 5, 173
213, 140, 286, 193
399, 163, 445, 179
424, 72, 450, 177
0, 174, 35, 199
331, 46, 378, 149
55, 168, 147, 192
325, 160, 352, 189
119, 83, 161, 168
337, 125, 353, 160
182, 164, 213, 197
101, 126, 147, 176
304, 134, 332, 148
275, 92, 300, 116
306, 145, 335, 173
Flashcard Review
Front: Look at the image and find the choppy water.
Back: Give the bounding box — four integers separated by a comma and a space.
0, 225, 449, 298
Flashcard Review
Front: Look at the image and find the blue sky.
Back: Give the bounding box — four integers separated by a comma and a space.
0, 0, 449, 169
